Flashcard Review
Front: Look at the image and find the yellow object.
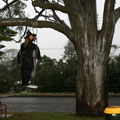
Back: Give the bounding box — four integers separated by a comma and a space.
104, 106, 120, 114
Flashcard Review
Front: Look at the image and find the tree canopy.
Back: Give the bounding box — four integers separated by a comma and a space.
0, 27, 17, 58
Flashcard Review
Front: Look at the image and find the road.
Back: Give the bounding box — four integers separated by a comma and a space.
0, 97, 120, 112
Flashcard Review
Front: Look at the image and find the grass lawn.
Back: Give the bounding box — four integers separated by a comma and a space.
2, 112, 104, 120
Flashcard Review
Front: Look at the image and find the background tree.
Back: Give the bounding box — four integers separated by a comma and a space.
0, 0, 26, 91
62, 41, 77, 92
0, 0, 120, 116
0, 0, 25, 57
0, 0, 26, 18
33, 55, 65, 92
0, 49, 19, 92
63, 41, 77, 60
0, 49, 18, 68
108, 54, 120, 93
0, 27, 17, 58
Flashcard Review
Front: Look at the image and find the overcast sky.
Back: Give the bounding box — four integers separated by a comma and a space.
1, 0, 120, 60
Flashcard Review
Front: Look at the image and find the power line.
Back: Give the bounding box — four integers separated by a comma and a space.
40, 47, 64, 50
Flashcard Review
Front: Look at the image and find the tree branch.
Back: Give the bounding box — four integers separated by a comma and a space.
32, 0, 79, 16
0, 18, 73, 39
3, 0, 12, 18
113, 7, 120, 24
0, 0, 18, 12
102, 0, 116, 30
34, 9, 45, 19
52, 10, 70, 29
31, 0, 45, 17
99, 0, 116, 56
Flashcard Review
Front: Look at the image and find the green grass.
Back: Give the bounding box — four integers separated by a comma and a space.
2, 113, 104, 120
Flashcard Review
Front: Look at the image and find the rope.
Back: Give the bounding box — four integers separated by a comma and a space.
19, 16, 22, 50
33, 17, 38, 51
35, 18, 38, 47
19, 15, 22, 85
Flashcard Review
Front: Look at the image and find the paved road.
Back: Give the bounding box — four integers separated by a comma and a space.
0, 97, 120, 112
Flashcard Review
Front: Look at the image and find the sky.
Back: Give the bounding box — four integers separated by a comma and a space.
1, 0, 120, 60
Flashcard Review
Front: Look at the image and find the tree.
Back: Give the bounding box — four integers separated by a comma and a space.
0, 49, 18, 67
33, 55, 65, 92
108, 54, 120, 93
0, 0, 120, 116
62, 41, 77, 92
0, 49, 20, 92
0, 27, 17, 58
63, 41, 77, 60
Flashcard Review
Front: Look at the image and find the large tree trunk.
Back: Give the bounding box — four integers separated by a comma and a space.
76, 46, 108, 116
74, 19, 114, 116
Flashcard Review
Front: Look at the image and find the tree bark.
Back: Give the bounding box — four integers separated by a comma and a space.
74, 23, 113, 116
76, 45, 108, 116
